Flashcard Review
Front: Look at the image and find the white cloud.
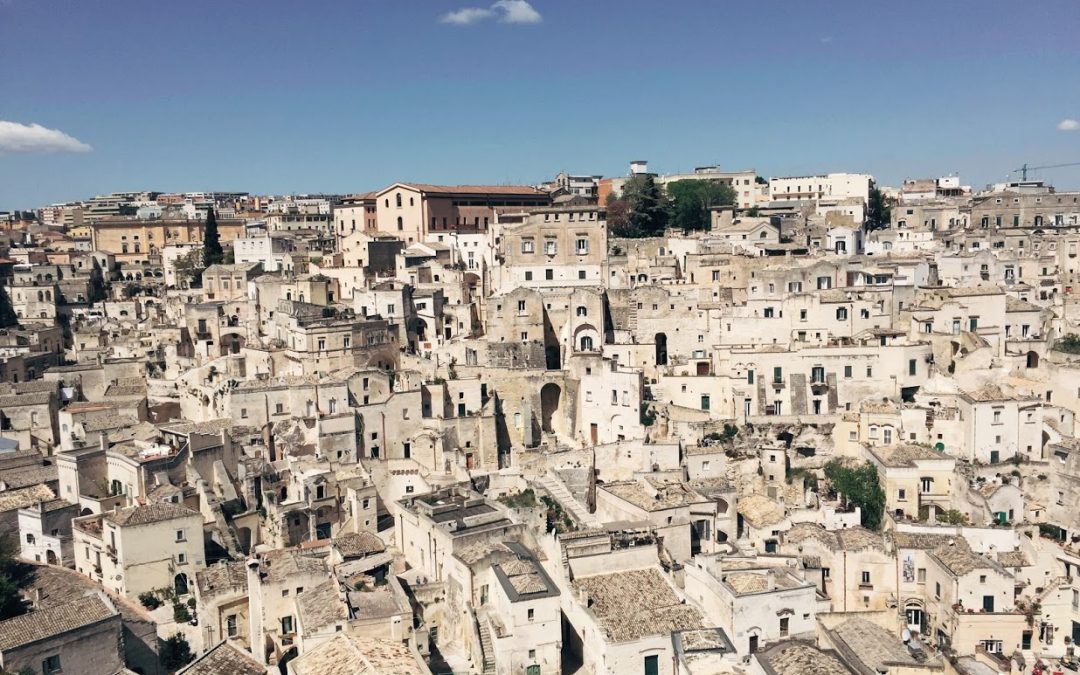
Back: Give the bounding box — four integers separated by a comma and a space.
1059, 118, 1080, 131
0, 121, 92, 153
440, 7, 494, 24
440, 0, 541, 25
493, 0, 542, 23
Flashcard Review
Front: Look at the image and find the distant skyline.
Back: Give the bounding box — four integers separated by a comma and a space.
1, 0, 1079, 210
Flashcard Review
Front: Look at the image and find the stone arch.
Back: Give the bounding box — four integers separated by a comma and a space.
1026, 351, 1039, 368
540, 383, 560, 434
655, 332, 668, 366
174, 572, 190, 596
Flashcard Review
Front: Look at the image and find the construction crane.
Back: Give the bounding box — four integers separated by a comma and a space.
1010, 161, 1080, 181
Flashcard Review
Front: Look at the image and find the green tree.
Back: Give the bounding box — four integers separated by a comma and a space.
617, 174, 668, 238
867, 187, 892, 230
202, 207, 223, 268
0, 282, 17, 328
823, 460, 886, 530
666, 179, 737, 232
160, 633, 194, 671
0, 536, 27, 620
174, 248, 206, 289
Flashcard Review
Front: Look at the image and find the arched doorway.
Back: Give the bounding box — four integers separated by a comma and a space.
1027, 351, 1039, 368
174, 573, 189, 596
540, 383, 560, 434
655, 333, 668, 366
46, 549, 58, 565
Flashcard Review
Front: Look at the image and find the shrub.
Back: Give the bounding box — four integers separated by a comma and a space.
138, 592, 162, 610
172, 602, 191, 623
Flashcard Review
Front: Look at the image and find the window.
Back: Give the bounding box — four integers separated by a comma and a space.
175, 529, 185, 542
240, 408, 248, 419
527, 608, 535, 621
935, 582, 941, 599
883, 428, 893, 444
576, 238, 589, 254
993, 410, 1001, 423
747, 370, 754, 384
861, 571, 871, 585
343, 336, 350, 349
844, 365, 852, 378
544, 240, 557, 255
764, 307, 775, 318
42, 656, 62, 675
576, 306, 587, 317
318, 338, 326, 351
281, 616, 294, 633
898, 488, 906, 500
779, 617, 789, 637
525, 271, 533, 281
227, 614, 238, 637
773, 367, 783, 384
836, 307, 848, 320
521, 239, 534, 254
545, 268, 553, 280
908, 359, 916, 376
701, 395, 710, 411
177, 553, 187, 564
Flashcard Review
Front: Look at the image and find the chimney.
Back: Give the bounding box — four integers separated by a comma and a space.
245, 558, 267, 664
767, 571, 777, 591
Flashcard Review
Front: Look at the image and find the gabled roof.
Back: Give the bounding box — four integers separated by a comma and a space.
104, 502, 200, 527
0, 592, 117, 652
375, 182, 546, 198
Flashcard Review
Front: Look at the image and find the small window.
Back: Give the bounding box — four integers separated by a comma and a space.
175, 529, 185, 542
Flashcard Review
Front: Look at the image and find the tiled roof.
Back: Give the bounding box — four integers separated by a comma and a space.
297, 580, 349, 632
177, 640, 264, 675
196, 561, 248, 598
0, 484, 56, 512
334, 531, 386, 558
290, 633, 425, 675
0, 593, 117, 651
571, 568, 704, 642
104, 502, 200, 527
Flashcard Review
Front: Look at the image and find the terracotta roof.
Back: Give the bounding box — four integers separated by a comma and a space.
0, 592, 117, 651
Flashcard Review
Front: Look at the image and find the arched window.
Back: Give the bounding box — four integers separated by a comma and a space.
576, 306, 587, 317
396, 193, 402, 208
760, 231, 768, 239
397, 217, 403, 231
836, 307, 848, 320
410, 197, 414, 206
580, 335, 594, 351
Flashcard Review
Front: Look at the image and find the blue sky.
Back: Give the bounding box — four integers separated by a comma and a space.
1, 0, 1079, 209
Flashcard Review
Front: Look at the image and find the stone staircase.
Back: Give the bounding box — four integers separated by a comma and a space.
478, 622, 495, 674
538, 472, 601, 529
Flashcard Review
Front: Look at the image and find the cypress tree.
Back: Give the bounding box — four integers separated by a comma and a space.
203, 207, 224, 267
0, 282, 17, 328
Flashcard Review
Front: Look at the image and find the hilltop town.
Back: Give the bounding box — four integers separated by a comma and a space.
2, 163, 1080, 675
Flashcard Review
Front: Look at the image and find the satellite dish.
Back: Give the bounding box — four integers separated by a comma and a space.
902, 629, 912, 643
